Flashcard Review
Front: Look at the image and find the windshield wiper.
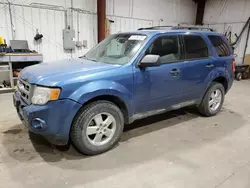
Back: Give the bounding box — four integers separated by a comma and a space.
88, 58, 98, 62
80, 56, 98, 62
79, 55, 86, 58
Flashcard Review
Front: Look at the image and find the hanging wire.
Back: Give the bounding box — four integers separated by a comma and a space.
7, 1, 15, 39
0, 0, 30, 12
8, 5, 63, 47
29, 2, 65, 10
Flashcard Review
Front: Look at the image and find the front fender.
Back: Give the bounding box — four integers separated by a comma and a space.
68, 80, 133, 116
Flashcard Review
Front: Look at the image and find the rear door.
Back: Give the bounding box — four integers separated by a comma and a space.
179, 34, 215, 101
208, 35, 234, 80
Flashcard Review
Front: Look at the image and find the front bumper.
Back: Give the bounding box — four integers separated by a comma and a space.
13, 90, 81, 145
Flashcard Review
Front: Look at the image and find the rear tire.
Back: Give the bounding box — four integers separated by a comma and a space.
242, 72, 248, 79
198, 82, 225, 117
236, 72, 242, 81
70, 101, 124, 155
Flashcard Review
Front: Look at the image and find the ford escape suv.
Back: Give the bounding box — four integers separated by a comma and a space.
13, 28, 235, 155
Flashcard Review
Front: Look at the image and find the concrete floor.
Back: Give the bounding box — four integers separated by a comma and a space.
1, 81, 250, 188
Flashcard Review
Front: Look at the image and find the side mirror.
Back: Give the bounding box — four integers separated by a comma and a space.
139, 55, 160, 67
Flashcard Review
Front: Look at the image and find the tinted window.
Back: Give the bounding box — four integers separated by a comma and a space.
183, 35, 209, 59
208, 36, 230, 57
146, 35, 180, 63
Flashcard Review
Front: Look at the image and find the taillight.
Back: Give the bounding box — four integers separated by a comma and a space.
232, 59, 236, 72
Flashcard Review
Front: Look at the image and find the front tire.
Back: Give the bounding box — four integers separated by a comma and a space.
70, 101, 124, 155
198, 82, 225, 117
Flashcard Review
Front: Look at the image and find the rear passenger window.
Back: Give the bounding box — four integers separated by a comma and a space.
208, 36, 230, 57
146, 35, 180, 63
183, 35, 209, 59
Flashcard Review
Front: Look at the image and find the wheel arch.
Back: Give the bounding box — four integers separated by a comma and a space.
201, 71, 229, 103
70, 97, 126, 155
212, 76, 228, 92
68, 80, 134, 120
204, 68, 230, 94
83, 95, 129, 124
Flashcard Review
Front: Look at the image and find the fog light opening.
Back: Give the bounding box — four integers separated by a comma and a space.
31, 118, 46, 130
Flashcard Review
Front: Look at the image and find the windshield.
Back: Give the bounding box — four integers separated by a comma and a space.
83, 33, 147, 65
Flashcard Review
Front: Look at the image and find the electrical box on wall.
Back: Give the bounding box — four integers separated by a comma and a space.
63, 29, 75, 50
82, 40, 87, 48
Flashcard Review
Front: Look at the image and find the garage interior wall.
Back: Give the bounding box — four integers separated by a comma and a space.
0, 0, 197, 61
204, 0, 250, 64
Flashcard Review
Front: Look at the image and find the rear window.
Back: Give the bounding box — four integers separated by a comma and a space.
208, 35, 230, 57
183, 35, 209, 60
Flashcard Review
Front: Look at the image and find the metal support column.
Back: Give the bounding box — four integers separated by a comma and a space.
97, 0, 106, 42
195, 0, 206, 25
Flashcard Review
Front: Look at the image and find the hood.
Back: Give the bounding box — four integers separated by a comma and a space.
20, 58, 120, 86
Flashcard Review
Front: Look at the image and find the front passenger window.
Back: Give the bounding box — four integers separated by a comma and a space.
146, 35, 180, 63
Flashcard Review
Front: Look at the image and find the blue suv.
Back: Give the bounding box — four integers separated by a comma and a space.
13, 28, 235, 155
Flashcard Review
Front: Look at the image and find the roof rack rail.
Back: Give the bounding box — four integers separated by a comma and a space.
172, 26, 214, 32
138, 25, 214, 32
138, 26, 173, 30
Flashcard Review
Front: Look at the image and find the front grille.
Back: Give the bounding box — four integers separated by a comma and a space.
17, 78, 31, 104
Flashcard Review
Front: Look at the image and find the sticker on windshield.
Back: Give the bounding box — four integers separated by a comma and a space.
128, 35, 146, 41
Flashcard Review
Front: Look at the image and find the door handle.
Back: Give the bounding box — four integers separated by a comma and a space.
206, 64, 214, 68
170, 68, 180, 76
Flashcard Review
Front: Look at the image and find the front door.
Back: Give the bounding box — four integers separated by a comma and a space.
133, 34, 184, 114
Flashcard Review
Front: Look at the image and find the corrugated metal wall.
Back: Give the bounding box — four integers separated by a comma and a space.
71, 11, 97, 59
204, 0, 250, 64
1, 0, 196, 62
204, 0, 250, 24
106, 0, 197, 26
0, 2, 98, 62
107, 15, 153, 34
12, 5, 69, 61
0, 2, 11, 44
0, 2, 154, 61
206, 23, 248, 64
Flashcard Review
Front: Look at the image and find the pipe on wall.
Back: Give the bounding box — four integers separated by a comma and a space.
242, 21, 250, 64
70, 0, 74, 29
29, 2, 68, 29
97, 0, 106, 42
7, 1, 15, 39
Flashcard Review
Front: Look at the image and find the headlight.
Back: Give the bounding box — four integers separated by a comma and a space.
31, 86, 61, 105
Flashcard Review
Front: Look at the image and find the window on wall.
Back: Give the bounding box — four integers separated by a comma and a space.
146, 35, 180, 63
208, 36, 230, 57
183, 35, 209, 60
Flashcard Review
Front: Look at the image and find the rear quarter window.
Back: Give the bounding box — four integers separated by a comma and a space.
208, 35, 231, 57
